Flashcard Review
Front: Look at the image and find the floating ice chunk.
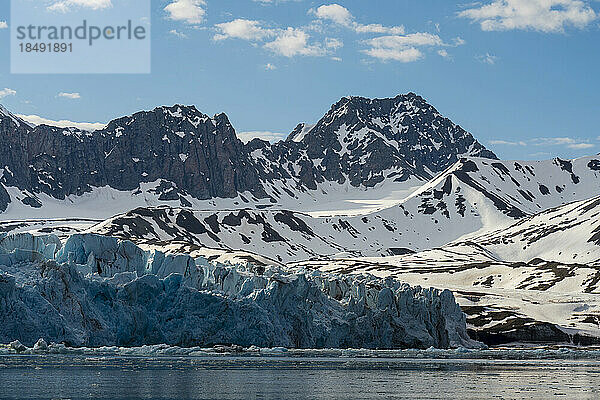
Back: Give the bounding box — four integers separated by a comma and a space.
33, 338, 48, 352
10, 340, 26, 353
261, 347, 288, 355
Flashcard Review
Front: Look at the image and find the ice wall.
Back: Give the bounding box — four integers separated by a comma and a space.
0, 233, 482, 349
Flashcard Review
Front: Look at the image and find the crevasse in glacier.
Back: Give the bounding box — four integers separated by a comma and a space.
0, 233, 482, 349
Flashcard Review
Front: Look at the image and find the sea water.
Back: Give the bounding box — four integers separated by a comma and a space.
1, 350, 600, 399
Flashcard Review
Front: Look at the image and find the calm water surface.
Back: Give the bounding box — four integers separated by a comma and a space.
1, 355, 599, 399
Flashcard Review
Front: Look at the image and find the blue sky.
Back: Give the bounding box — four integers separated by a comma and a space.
0, 0, 599, 160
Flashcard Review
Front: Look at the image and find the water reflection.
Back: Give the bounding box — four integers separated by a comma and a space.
1, 356, 599, 399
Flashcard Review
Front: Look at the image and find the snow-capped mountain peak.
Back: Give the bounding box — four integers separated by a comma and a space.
263, 94, 497, 190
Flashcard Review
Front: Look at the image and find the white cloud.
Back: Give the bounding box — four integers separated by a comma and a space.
265, 63, 277, 70
214, 19, 275, 41
313, 4, 353, 26
165, 0, 206, 25
366, 33, 444, 48
253, 0, 295, 3
307, 4, 462, 63
363, 47, 423, 62
453, 37, 466, 46
362, 33, 446, 62
214, 19, 331, 58
312, 4, 405, 34
354, 24, 405, 35
437, 49, 450, 58
0, 88, 16, 99
214, 5, 453, 61
0, 21, 8, 29
532, 137, 594, 149
265, 28, 325, 57
325, 37, 344, 50
237, 131, 286, 143
477, 53, 498, 64
529, 151, 551, 158
490, 139, 527, 146
169, 29, 188, 39
459, 0, 597, 32
48, 0, 112, 12
17, 114, 106, 131
58, 92, 81, 99
569, 142, 595, 149
491, 137, 594, 150
534, 137, 576, 145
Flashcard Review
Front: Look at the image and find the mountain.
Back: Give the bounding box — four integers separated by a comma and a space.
4, 94, 600, 347
88, 206, 409, 263
0, 105, 265, 215
470, 195, 600, 265
391, 155, 600, 236
86, 153, 600, 261
0, 94, 496, 219
89, 191, 600, 266
253, 93, 495, 193
288, 93, 496, 184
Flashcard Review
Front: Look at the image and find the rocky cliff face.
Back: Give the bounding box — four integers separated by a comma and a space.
97, 107, 266, 200
0, 94, 496, 213
0, 106, 266, 205
0, 108, 34, 211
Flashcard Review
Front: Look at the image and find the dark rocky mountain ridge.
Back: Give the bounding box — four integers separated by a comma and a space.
0, 94, 495, 213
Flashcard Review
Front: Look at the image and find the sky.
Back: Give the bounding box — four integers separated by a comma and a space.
0, 0, 599, 161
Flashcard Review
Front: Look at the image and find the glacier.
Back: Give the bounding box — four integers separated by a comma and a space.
0, 232, 482, 349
